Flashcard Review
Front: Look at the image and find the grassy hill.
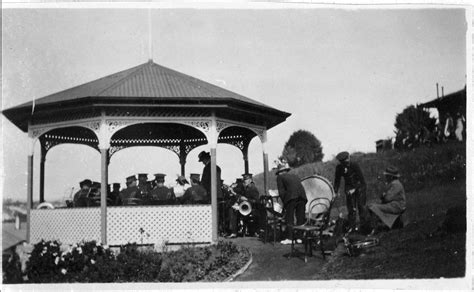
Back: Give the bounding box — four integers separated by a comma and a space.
253, 140, 466, 221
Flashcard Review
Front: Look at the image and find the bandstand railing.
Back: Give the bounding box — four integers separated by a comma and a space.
30, 205, 212, 246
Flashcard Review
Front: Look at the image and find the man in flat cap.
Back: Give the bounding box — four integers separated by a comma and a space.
73, 179, 92, 207
149, 173, 176, 205
334, 151, 367, 231
181, 173, 208, 205
198, 151, 223, 201
367, 166, 406, 234
120, 175, 140, 205
275, 162, 307, 245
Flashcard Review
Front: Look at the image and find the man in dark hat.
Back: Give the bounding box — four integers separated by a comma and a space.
334, 151, 367, 231
368, 166, 406, 234
275, 162, 307, 245
73, 179, 92, 207
149, 173, 176, 205
198, 151, 223, 201
181, 173, 208, 205
137, 173, 150, 201
120, 175, 140, 205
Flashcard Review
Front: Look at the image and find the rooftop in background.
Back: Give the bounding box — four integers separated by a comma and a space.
418, 86, 466, 119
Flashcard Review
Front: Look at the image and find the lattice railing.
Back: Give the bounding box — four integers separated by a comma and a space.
107, 205, 212, 246
29, 205, 212, 246
30, 208, 101, 244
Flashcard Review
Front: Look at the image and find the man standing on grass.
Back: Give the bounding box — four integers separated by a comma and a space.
334, 151, 368, 232
275, 161, 307, 245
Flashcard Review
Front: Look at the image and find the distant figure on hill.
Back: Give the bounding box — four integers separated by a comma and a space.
444, 112, 454, 140
455, 112, 465, 142
367, 166, 406, 234
333, 151, 368, 231
275, 161, 307, 245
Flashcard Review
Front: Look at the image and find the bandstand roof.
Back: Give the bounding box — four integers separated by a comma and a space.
3, 60, 290, 132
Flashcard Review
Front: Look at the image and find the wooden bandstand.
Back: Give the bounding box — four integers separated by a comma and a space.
2, 60, 290, 246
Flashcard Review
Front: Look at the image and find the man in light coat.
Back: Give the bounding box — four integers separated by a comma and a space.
368, 166, 406, 233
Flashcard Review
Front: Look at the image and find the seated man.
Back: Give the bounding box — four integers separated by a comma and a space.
241, 173, 261, 236
89, 181, 101, 206
368, 166, 406, 233
73, 179, 92, 207
181, 173, 208, 205
120, 175, 140, 205
226, 173, 261, 238
172, 175, 191, 200
108, 183, 121, 206
149, 173, 176, 205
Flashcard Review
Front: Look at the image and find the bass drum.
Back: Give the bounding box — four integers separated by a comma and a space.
300, 175, 335, 214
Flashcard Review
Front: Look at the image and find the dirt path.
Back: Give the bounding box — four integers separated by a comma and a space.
227, 236, 326, 281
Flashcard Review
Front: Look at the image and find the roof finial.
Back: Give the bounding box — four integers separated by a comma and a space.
148, 7, 153, 62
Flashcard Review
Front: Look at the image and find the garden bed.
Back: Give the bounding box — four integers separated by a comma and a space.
3, 240, 251, 283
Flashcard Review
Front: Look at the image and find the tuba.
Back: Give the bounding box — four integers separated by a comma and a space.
226, 183, 252, 216
232, 195, 252, 216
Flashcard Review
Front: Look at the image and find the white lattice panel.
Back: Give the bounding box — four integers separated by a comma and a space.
30, 208, 101, 244
107, 205, 212, 246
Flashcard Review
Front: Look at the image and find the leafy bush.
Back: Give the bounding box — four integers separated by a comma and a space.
281, 129, 324, 167
3, 240, 249, 283
2, 251, 24, 283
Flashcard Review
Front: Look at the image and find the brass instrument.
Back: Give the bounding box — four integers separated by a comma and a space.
224, 184, 252, 216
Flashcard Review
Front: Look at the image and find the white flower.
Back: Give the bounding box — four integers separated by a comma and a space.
96, 242, 101, 247
61, 268, 67, 275
77, 247, 83, 254
50, 242, 56, 247
52, 252, 58, 257
54, 257, 60, 265
90, 259, 96, 264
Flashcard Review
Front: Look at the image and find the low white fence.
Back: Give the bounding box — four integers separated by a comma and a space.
30, 205, 212, 246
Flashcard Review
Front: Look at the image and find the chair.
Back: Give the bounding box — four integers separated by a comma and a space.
260, 195, 286, 244
289, 197, 333, 262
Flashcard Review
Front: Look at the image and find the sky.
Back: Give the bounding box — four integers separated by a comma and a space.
1, 5, 467, 202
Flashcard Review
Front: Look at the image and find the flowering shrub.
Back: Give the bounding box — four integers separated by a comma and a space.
23, 240, 115, 283
3, 240, 250, 283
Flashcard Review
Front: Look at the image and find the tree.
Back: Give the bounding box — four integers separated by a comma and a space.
394, 105, 436, 149
281, 130, 324, 167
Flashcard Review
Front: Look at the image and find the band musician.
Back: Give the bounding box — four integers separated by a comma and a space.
119, 175, 140, 205
149, 173, 176, 205
73, 179, 92, 207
